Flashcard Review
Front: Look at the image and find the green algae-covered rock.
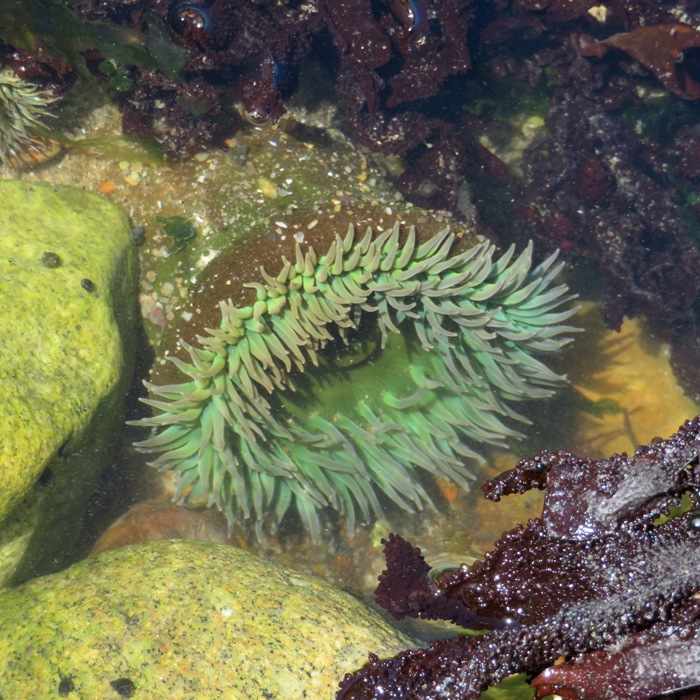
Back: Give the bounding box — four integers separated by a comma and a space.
0, 539, 417, 698
0, 181, 137, 584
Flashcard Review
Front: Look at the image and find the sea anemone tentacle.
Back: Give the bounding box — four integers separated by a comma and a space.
0, 67, 60, 169
132, 224, 578, 540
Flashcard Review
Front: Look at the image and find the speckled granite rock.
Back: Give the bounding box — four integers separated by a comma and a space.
0, 539, 417, 698
0, 181, 137, 585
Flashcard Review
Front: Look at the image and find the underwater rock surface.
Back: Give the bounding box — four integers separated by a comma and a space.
0, 181, 137, 584
0, 538, 417, 699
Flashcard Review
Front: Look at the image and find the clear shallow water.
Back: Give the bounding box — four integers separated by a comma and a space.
3, 6, 700, 696
10, 61, 698, 600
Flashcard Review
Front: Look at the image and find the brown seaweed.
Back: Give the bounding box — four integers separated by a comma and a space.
338, 416, 700, 699
576, 24, 700, 101
531, 598, 700, 699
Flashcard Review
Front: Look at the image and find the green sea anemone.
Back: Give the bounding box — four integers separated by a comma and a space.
133, 224, 576, 540
0, 67, 59, 169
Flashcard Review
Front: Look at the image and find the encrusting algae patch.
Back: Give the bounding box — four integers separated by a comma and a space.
0, 539, 416, 699
0, 180, 137, 584
568, 306, 699, 457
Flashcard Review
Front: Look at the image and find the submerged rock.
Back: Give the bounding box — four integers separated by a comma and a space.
0, 181, 137, 584
0, 539, 416, 698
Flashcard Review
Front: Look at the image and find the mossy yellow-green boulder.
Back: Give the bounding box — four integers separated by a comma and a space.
0, 181, 137, 584
0, 539, 417, 698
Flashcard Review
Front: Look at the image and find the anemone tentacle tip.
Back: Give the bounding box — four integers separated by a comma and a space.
133, 224, 577, 541
0, 67, 60, 170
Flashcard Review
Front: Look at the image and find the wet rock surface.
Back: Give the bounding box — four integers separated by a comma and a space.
0, 538, 417, 699
0, 180, 137, 584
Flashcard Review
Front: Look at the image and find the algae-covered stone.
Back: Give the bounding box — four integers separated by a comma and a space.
0, 181, 136, 584
0, 539, 418, 698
